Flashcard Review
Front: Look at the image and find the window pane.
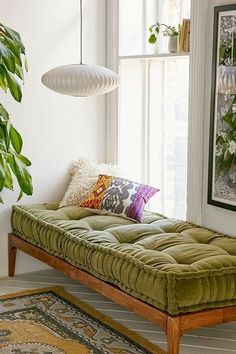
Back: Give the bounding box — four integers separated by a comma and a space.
164, 0, 190, 25
149, 58, 188, 218
119, 0, 144, 56
118, 0, 190, 219
118, 61, 144, 181
119, 57, 189, 219
119, 0, 191, 56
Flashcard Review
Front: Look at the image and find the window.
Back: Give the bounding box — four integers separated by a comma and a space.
118, 0, 190, 219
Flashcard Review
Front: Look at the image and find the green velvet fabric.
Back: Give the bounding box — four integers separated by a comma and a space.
12, 204, 236, 315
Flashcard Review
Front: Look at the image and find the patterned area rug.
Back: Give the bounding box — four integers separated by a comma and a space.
0, 287, 165, 354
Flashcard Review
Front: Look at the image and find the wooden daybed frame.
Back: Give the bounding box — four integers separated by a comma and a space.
8, 233, 236, 354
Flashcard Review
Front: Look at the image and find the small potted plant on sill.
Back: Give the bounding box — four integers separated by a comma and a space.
149, 23, 179, 53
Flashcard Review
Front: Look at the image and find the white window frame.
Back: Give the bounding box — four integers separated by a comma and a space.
106, 0, 119, 164
106, 0, 208, 224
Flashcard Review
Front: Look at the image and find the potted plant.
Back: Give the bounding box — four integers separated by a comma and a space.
0, 23, 33, 203
149, 23, 179, 53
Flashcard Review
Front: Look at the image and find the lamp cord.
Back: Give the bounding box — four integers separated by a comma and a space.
80, 0, 83, 64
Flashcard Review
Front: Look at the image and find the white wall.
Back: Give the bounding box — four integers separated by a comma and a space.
201, 0, 236, 236
0, 0, 107, 276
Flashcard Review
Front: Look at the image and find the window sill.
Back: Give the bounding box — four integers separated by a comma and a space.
119, 52, 189, 60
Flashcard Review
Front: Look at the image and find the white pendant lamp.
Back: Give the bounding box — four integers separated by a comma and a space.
41, 0, 119, 97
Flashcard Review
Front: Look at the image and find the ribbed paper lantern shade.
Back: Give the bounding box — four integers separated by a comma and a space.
41, 64, 119, 97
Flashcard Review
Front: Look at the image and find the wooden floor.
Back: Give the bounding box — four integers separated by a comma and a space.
0, 269, 236, 354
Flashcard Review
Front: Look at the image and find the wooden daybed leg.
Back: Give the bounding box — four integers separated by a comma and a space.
8, 234, 17, 277
167, 315, 181, 354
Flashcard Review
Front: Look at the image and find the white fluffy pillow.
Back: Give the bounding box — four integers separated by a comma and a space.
59, 158, 118, 208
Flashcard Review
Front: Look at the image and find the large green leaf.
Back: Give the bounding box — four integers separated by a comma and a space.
0, 120, 11, 151
0, 155, 5, 191
2, 34, 21, 57
7, 153, 16, 175
2, 158, 13, 190
15, 64, 24, 80
13, 156, 33, 195
0, 125, 6, 141
2, 34, 24, 80
0, 24, 25, 54
3, 66, 22, 102
0, 74, 7, 92
13, 54, 22, 69
0, 103, 9, 120
6, 120, 11, 149
0, 168, 5, 190
17, 153, 31, 166
10, 125, 23, 154
0, 124, 7, 150
0, 41, 16, 73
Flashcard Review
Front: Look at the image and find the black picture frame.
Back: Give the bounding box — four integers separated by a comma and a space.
208, 4, 236, 211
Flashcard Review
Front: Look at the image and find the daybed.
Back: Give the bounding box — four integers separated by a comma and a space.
9, 203, 236, 354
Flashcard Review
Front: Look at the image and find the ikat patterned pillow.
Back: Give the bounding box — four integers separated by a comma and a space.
79, 174, 159, 222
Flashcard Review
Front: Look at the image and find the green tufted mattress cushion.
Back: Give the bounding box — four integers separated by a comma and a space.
12, 204, 236, 315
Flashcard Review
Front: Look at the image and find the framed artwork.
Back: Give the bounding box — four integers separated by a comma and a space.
208, 4, 236, 211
